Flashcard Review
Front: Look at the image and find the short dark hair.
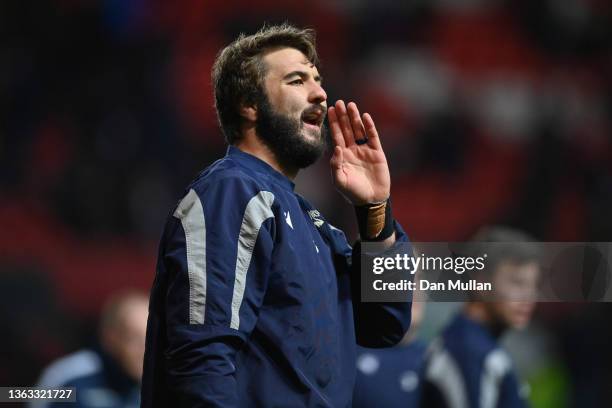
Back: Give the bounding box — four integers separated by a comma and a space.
459, 226, 540, 301
212, 23, 319, 144
471, 226, 540, 275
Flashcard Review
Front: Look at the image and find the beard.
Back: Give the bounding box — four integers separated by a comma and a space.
255, 94, 328, 170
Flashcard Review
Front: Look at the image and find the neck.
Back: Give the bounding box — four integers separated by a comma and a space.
462, 303, 506, 338
235, 129, 298, 180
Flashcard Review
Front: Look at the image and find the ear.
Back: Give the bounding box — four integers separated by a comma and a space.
240, 103, 257, 122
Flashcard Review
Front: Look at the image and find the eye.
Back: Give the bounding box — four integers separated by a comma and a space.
289, 78, 304, 85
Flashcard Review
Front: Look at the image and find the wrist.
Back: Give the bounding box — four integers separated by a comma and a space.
354, 198, 394, 241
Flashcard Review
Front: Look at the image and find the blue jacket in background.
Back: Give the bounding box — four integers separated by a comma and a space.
33, 347, 140, 408
140, 146, 413, 407
421, 314, 528, 408
353, 340, 427, 408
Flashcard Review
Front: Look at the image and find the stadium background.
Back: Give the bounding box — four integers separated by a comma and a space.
1, 0, 611, 406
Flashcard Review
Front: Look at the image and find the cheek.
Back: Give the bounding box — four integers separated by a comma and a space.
275, 89, 306, 113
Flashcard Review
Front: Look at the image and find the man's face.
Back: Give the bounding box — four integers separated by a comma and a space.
103, 298, 148, 382
255, 47, 328, 169
488, 261, 540, 329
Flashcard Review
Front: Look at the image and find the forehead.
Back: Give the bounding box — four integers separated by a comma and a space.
261, 47, 319, 78
495, 261, 540, 279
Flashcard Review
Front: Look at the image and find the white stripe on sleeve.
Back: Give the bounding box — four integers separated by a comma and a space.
481, 349, 512, 408
230, 191, 275, 330
425, 340, 469, 408
174, 188, 207, 325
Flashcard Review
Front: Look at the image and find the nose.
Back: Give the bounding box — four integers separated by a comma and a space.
308, 81, 327, 105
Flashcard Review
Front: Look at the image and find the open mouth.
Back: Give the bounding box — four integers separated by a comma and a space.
301, 108, 325, 128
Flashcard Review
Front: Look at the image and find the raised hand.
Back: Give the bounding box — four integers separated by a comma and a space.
328, 100, 390, 205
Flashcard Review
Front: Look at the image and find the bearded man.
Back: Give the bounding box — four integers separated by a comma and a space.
141, 24, 413, 407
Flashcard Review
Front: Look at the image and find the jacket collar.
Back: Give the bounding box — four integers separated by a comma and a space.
227, 146, 295, 192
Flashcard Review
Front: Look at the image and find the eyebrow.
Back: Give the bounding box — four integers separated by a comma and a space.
283, 70, 323, 83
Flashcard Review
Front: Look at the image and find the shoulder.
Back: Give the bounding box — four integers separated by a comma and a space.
36, 349, 102, 387
425, 330, 511, 383
174, 159, 277, 218
481, 348, 513, 379
440, 317, 498, 361
190, 157, 269, 197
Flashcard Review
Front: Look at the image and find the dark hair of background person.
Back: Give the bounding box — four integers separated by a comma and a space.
471, 226, 540, 276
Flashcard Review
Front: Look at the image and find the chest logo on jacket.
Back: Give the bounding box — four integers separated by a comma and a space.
308, 210, 325, 228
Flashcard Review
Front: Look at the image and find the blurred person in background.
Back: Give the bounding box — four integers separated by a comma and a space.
353, 275, 427, 408
141, 23, 413, 407
31, 291, 148, 408
421, 227, 540, 408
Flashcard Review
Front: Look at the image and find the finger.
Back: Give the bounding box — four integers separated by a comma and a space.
347, 102, 367, 141
330, 146, 346, 186
335, 100, 355, 146
363, 112, 382, 150
327, 106, 346, 148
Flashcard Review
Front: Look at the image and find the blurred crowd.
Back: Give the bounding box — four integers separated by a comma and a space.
1, 0, 611, 406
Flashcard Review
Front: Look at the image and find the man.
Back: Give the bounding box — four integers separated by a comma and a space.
353, 284, 427, 408
33, 291, 148, 408
141, 24, 413, 407
420, 227, 540, 408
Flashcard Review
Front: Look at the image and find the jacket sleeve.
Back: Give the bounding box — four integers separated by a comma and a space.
496, 364, 528, 408
349, 221, 413, 348
162, 176, 276, 407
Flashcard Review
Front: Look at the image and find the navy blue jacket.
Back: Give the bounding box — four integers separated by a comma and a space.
421, 315, 528, 408
141, 147, 412, 407
353, 340, 427, 408
33, 347, 140, 408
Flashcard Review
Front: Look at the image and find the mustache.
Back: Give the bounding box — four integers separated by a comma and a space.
302, 104, 327, 120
